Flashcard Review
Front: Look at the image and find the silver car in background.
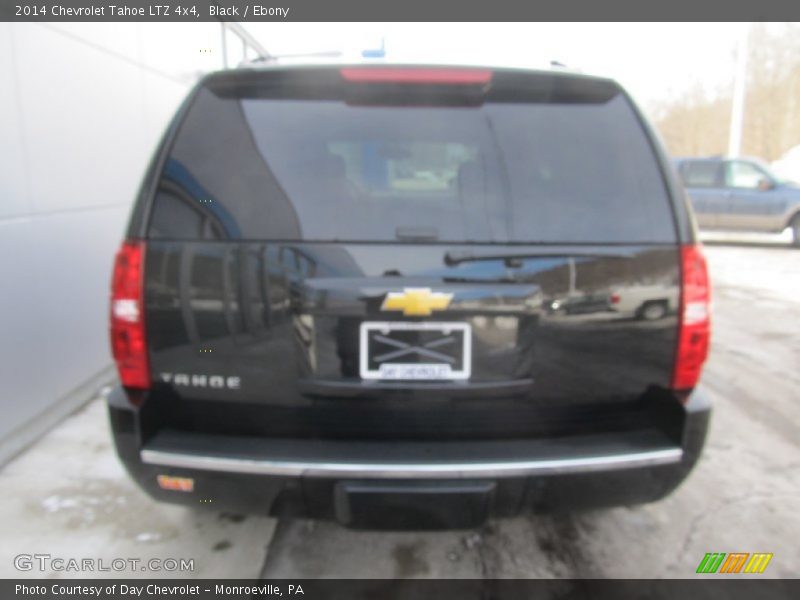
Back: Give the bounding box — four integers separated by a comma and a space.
674, 156, 800, 246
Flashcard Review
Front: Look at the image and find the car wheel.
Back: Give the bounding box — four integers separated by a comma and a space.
640, 301, 667, 321
791, 215, 800, 247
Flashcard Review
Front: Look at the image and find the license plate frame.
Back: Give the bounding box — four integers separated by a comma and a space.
359, 321, 472, 381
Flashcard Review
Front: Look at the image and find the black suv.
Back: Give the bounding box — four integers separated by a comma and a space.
108, 65, 711, 529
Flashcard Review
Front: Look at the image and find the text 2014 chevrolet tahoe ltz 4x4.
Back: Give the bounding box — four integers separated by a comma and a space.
108, 65, 711, 529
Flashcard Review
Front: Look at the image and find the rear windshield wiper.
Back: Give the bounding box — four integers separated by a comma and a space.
444, 249, 634, 267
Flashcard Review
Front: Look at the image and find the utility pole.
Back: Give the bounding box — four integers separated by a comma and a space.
728, 24, 750, 157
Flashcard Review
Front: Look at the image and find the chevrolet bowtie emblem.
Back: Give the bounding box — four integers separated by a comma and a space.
380, 288, 454, 316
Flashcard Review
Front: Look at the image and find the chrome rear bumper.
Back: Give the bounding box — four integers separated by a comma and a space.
140, 430, 682, 479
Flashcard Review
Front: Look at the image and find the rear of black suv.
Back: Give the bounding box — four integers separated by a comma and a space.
108, 65, 711, 529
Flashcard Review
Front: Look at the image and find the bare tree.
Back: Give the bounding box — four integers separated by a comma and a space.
650, 23, 800, 161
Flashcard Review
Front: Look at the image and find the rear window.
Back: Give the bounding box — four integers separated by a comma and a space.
147, 71, 675, 244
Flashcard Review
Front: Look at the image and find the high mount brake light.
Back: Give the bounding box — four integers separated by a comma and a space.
672, 244, 711, 393
339, 67, 493, 85
110, 241, 150, 389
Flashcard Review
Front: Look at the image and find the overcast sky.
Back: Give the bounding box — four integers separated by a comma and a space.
244, 22, 749, 110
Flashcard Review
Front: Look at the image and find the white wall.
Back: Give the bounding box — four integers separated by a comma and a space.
0, 22, 226, 450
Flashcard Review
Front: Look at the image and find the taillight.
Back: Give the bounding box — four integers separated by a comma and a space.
672, 244, 711, 392
339, 67, 493, 85
110, 241, 150, 389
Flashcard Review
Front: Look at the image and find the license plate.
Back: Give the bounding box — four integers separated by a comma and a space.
359, 321, 471, 381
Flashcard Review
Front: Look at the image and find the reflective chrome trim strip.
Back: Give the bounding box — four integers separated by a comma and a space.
140, 447, 682, 479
